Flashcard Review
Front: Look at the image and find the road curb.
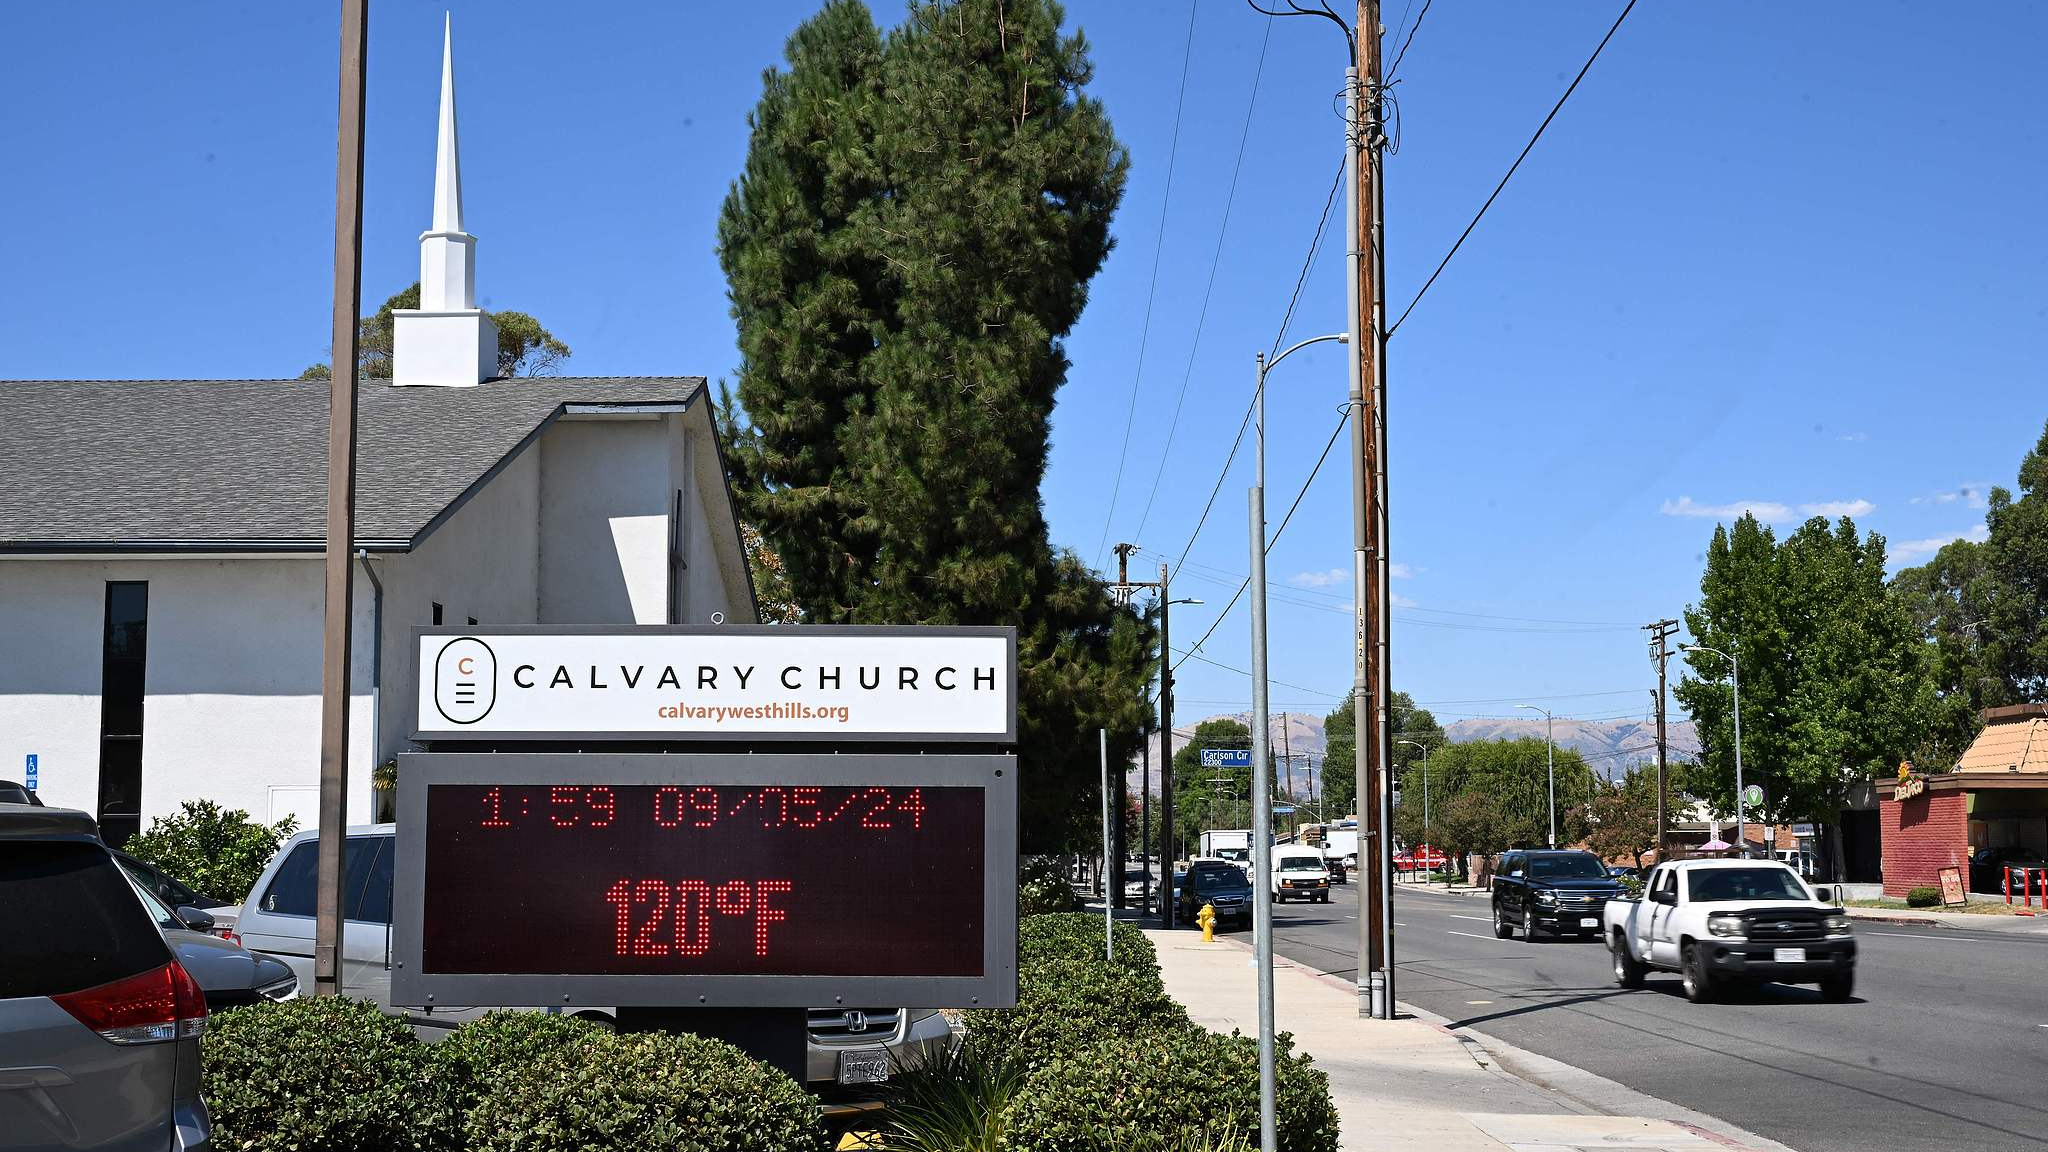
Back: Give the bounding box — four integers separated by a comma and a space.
1213, 933, 1802, 1152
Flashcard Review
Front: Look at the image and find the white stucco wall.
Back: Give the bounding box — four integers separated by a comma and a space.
0, 557, 375, 832
537, 416, 673, 626
371, 445, 541, 766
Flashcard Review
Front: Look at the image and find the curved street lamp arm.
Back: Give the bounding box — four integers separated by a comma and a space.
1266, 332, 1348, 374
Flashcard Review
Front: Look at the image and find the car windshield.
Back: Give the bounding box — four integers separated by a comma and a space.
1279, 856, 1323, 871
1528, 854, 1608, 880
1687, 867, 1808, 902
1191, 867, 1248, 890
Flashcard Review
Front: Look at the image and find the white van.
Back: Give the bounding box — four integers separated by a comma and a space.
232, 824, 952, 1111
1271, 846, 1332, 903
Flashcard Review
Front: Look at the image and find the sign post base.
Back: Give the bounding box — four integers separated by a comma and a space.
616, 1006, 808, 1083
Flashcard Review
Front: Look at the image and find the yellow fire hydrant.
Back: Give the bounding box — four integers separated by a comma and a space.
1197, 902, 1218, 943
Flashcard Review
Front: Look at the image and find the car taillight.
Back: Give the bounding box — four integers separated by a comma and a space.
52, 960, 208, 1045
218, 929, 241, 946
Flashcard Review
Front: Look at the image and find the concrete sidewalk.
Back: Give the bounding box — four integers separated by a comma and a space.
1843, 903, 2048, 931
1146, 928, 1797, 1152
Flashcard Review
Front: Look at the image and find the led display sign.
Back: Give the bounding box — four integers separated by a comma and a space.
391, 752, 1017, 1009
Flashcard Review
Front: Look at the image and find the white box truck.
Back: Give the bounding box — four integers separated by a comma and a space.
1321, 828, 1359, 869
1198, 829, 1253, 870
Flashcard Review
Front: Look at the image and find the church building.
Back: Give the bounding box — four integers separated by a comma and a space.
0, 24, 756, 844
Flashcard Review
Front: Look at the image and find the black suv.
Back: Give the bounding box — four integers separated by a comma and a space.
1178, 860, 1254, 930
1491, 849, 1624, 940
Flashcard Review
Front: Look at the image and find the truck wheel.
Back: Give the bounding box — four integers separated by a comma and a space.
1492, 903, 1514, 939
1681, 943, 1717, 1003
1611, 934, 1645, 989
1819, 972, 1855, 1002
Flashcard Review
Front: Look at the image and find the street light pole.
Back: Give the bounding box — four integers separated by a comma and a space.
1398, 739, 1431, 864
1249, 332, 1346, 1152
1515, 705, 1556, 848
1683, 644, 1744, 853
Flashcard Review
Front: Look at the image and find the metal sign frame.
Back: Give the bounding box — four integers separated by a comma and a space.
391, 751, 1017, 1010
409, 624, 1018, 744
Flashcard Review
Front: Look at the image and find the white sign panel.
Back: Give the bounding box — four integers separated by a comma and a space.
412, 626, 1016, 742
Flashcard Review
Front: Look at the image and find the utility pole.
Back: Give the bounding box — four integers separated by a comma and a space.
1158, 561, 1178, 929
315, 0, 369, 999
1645, 619, 1678, 864
1353, 0, 1395, 1024
1140, 726, 1152, 911
1280, 713, 1296, 836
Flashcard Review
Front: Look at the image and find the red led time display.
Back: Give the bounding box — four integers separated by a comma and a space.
420, 784, 984, 977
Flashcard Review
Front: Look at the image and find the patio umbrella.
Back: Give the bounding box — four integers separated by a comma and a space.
1699, 838, 1732, 851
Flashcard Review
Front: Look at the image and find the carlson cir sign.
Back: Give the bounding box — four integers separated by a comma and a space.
412, 625, 1016, 742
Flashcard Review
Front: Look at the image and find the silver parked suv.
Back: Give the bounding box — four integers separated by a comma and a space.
0, 803, 211, 1151
233, 824, 952, 1117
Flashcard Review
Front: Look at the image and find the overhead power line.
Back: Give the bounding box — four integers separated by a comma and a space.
1386, 0, 1432, 79
1093, 0, 1201, 567
1388, 0, 1638, 337
1168, 152, 1346, 583
1132, 13, 1277, 546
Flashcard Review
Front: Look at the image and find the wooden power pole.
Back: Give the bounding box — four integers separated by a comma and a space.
315, 0, 369, 998
1646, 619, 1679, 864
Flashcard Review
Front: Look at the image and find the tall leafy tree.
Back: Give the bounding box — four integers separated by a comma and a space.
1983, 421, 2048, 701
1393, 738, 1598, 875
1678, 514, 1930, 857
1586, 764, 1670, 869
1322, 689, 1441, 818
717, 0, 1149, 851
298, 283, 569, 380
1891, 537, 2004, 768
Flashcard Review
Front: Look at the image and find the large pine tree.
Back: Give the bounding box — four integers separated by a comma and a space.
717, 0, 1151, 851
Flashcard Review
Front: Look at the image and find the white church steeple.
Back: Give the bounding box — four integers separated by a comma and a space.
393, 13, 497, 387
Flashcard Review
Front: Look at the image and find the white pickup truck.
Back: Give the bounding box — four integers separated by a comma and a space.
1604, 858, 1856, 1003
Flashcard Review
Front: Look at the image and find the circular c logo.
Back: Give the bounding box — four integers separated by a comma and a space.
434, 637, 496, 725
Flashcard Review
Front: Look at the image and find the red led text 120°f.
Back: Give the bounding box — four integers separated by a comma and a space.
602, 878, 793, 958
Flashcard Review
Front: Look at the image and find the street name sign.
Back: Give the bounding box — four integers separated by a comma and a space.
412, 625, 1016, 743
391, 751, 1017, 1009
1201, 748, 1254, 769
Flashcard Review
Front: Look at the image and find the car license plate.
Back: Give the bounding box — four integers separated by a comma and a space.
1579, 917, 1599, 928
838, 1050, 891, 1085
1773, 947, 1806, 964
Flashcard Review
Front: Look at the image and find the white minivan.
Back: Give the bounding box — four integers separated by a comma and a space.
232, 824, 953, 1112
1271, 847, 1332, 903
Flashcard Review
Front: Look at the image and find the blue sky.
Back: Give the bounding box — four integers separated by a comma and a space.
3, 1, 2041, 733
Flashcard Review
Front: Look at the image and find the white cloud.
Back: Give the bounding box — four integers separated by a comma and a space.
1290, 568, 1348, 589
1890, 524, 1991, 564
1800, 499, 1876, 518
1661, 496, 1874, 522
1910, 483, 1991, 509
1661, 496, 1793, 521
1390, 562, 1418, 579
1838, 431, 1868, 442
1391, 592, 1419, 609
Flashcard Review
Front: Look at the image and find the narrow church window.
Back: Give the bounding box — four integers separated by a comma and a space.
97, 581, 148, 848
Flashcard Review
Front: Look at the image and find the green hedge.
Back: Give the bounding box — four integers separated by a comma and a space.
465, 1029, 826, 1152
123, 799, 298, 906
966, 954, 1189, 1071
202, 997, 446, 1152
1906, 885, 1943, 908
433, 1010, 602, 1122
1019, 856, 1080, 916
1005, 1027, 1339, 1152
1018, 912, 1158, 974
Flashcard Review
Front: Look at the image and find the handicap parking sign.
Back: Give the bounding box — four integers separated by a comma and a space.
24, 754, 37, 791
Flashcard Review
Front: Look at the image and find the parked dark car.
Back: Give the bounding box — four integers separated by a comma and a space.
0, 779, 42, 806
116, 851, 232, 915
1178, 860, 1254, 930
1968, 846, 2048, 895
1326, 856, 1348, 884
124, 869, 298, 1010
1150, 869, 1188, 914
1, 803, 210, 1150
1491, 848, 1626, 941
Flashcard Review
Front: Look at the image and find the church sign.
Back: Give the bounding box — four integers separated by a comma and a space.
412, 625, 1016, 742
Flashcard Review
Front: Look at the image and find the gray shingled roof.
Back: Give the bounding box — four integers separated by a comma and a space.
0, 377, 705, 550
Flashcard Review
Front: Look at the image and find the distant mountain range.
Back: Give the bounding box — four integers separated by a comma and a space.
1131, 711, 1698, 797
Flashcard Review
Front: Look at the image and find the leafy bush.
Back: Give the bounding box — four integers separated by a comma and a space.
877, 1042, 1026, 1152
123, 799, 297, 905
1005, 1027, 1339, 1152
965, 954, 1187, 1071
1019, 911, 1157, 974
1906, 886, 1943, 908
1019, 855, 1079, 915
465, 1029, 826, 1152
434, 1010, 601, 1121
202, 997, 445, 1152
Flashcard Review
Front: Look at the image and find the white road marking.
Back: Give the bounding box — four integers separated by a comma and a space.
1466, 1000, 1494, 1005
1447, 930, 1508, 942
1450, 914, 1491, 922
1865, 931, 1983, 941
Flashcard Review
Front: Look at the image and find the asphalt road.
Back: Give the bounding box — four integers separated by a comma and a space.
1256, 881, 2048, 1152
